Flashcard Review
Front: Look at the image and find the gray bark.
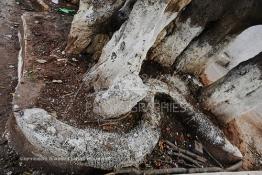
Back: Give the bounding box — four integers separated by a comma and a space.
174, 0, 262, 76
201, 52, 262, 124
65, 0, 125, 54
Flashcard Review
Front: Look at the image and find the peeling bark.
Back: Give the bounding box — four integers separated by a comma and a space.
201, 53, 262, 124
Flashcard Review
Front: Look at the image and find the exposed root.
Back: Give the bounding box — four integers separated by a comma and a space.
146, 77, 243, 163
15, 107, 160, 170
65, 0, 125, 54
201, 53, 262, 124
83, 0, 191, 119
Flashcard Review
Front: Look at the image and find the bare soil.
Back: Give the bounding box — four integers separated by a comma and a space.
0, 0, 31, 174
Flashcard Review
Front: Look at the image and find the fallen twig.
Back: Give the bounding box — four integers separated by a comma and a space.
165, 140, 207, 163
101, 112, 132, 122
98, 113, 133, 127
36, 0, 49, 11
170, 152, 202, 168
180, 163, 198, 168
64, 82, 84, 114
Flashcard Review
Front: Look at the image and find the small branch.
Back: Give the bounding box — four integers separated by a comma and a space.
165, 140, 207, 163
36, 0, 49, 11
170, 152, 202, 168
178, 162, 198, 168
64, 82, 84, 114
101, 112, 132, 122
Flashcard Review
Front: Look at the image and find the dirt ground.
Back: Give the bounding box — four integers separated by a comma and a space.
0, 0, 30, 174
0, 0, 60, 174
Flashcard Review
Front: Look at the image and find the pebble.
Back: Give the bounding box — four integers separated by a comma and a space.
34, 20, 39, 24
52, 80, 63, 83
72, 58, 78, 62
8, 65, 15, 68
62, 51, 65, 55
57, 58, 66, 62
36, 59, 47, 64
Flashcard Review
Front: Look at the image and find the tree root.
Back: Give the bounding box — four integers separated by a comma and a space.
83, 0, 191, 119
65, 0, 125, 54
14, 107, 161, 170
146, 77, 243, 163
